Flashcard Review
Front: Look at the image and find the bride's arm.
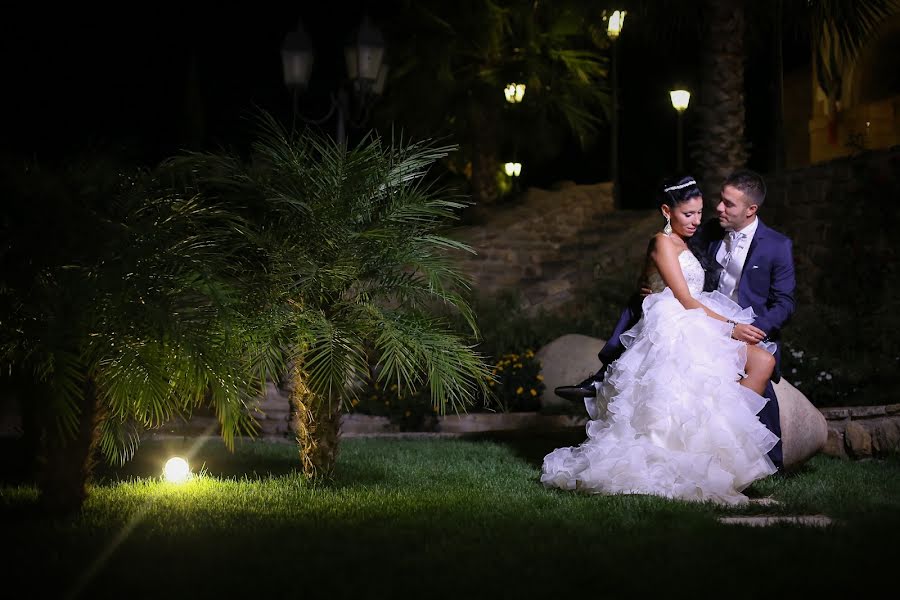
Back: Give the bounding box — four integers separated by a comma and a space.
650, 233, 729, 322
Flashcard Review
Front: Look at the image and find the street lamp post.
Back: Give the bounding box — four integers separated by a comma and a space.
669, 89, 690, 172
606, 10, 625, 207
281, 17, 388, 145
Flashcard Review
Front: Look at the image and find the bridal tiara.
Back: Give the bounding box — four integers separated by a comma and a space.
663, 179, 697, 192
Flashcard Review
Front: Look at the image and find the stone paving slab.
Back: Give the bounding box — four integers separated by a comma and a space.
748, 497, 782, 506
718, 515, 834, 527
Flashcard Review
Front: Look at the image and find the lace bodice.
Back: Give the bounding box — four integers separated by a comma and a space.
647, 250, 705, 295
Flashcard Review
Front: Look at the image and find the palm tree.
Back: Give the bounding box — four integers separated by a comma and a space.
169, 114, 493, 478
0, 152, 291, 513
377, 0, 610, 205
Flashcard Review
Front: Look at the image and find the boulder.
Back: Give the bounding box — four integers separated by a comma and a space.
773, 379, 828, 470
535, 334, 606, 410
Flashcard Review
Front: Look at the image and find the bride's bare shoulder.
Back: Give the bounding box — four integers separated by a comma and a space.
648, 232, 676, 254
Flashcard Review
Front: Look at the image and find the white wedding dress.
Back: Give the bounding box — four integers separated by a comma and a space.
541, 249, 778, 505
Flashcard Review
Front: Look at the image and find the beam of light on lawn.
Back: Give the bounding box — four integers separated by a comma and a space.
66, 421, 220, 600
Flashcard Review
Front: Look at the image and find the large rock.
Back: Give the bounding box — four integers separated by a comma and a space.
773, 378, 828, 470
535, 334, 606, 410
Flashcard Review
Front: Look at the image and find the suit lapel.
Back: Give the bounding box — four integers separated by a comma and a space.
738, 219, 768, 301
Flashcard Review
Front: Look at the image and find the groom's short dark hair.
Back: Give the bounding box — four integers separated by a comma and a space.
723, 169, 766, 207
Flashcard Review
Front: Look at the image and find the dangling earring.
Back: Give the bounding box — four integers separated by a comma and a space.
663, 216, 672, 235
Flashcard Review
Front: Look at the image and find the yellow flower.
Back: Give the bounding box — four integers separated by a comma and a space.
516, 386, 524, 395
536, 374, 544, 381
351, 399, 359, 406
391, 384, 398, 391
514, 363, 523, 369
489, 381, 495, 387
404, 410, 412, 417
530, 389, 537, 397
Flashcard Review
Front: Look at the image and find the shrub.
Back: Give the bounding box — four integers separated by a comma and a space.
485, 350, 545, 412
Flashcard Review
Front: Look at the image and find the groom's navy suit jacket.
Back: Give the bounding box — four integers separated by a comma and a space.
595, 218, 796, 469
699, 218, 796, 381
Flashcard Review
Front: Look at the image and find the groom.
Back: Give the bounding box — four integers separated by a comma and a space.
556, 169, 795, 470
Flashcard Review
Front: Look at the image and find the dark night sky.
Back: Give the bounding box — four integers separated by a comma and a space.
2, 4, 803, 207
2, 4, 390, 157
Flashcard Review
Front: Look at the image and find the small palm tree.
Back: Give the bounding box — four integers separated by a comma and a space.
0, 153, 290, 513
170, 113, 492, 478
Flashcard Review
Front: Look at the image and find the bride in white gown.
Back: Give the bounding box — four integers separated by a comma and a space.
541, 176, 779, 505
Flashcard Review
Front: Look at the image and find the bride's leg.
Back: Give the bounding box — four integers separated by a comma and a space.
741, 345, 776, 396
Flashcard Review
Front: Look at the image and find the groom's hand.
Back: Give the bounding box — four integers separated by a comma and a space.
731, 323, 767, 344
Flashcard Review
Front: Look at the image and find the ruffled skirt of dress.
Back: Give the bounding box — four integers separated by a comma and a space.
541, 289, 778, 505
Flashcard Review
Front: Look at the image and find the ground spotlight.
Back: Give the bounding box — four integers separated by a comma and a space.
163, 457, 192, 483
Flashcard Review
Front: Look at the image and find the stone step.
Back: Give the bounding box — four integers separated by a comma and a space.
718, 515, 834, 527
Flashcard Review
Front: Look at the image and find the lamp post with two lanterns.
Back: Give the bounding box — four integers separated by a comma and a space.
503, 81, 526, 187
281, 17, 389, 145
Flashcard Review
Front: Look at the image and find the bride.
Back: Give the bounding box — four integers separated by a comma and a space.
541, 176, 778, 505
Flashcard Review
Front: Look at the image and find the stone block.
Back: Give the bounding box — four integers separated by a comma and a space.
848, 405, 887, 418
867, 417, 900, 455
844, 421, 872, 458
822, 428, 848, 459
820, 407, 850, 420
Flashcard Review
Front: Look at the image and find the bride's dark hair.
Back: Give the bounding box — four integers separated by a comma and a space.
657, 174, 716, 279
658, 174, 702, 208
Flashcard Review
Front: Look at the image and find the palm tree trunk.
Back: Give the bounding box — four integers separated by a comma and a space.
469, 102, 500, 205
693, 0, 749, 210
288, 363, 342, 479
36, 377, 106, 514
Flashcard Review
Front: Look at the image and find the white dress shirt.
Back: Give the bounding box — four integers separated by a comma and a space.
716, 217, 759, 302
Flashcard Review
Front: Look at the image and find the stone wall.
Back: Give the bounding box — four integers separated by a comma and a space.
449, 181, 661, 313
145, 387, 900, 461
821, 404, 900, 459
760, 145, 900, 305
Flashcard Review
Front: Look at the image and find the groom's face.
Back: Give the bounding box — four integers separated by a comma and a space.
716, 185, 757, 231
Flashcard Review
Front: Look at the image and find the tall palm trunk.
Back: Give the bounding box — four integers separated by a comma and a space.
469, 101, 500, 205
694, 0, 749, 211
288, 363, 342, 479
36, 376, 106, 514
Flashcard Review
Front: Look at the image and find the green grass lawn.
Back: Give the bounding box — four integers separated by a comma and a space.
2, 431, 898, 599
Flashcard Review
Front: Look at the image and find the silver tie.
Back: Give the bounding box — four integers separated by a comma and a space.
719, 230, 746, 297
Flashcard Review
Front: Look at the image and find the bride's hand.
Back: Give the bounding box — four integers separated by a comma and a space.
731, 323, 766, 344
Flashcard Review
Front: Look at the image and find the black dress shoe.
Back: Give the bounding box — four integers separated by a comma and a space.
554, 372, 604, 401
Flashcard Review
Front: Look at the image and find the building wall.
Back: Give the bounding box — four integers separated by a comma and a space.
808, 15, 900, 165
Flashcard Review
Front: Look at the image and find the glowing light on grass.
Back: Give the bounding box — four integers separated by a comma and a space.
163, 457, 192, 483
